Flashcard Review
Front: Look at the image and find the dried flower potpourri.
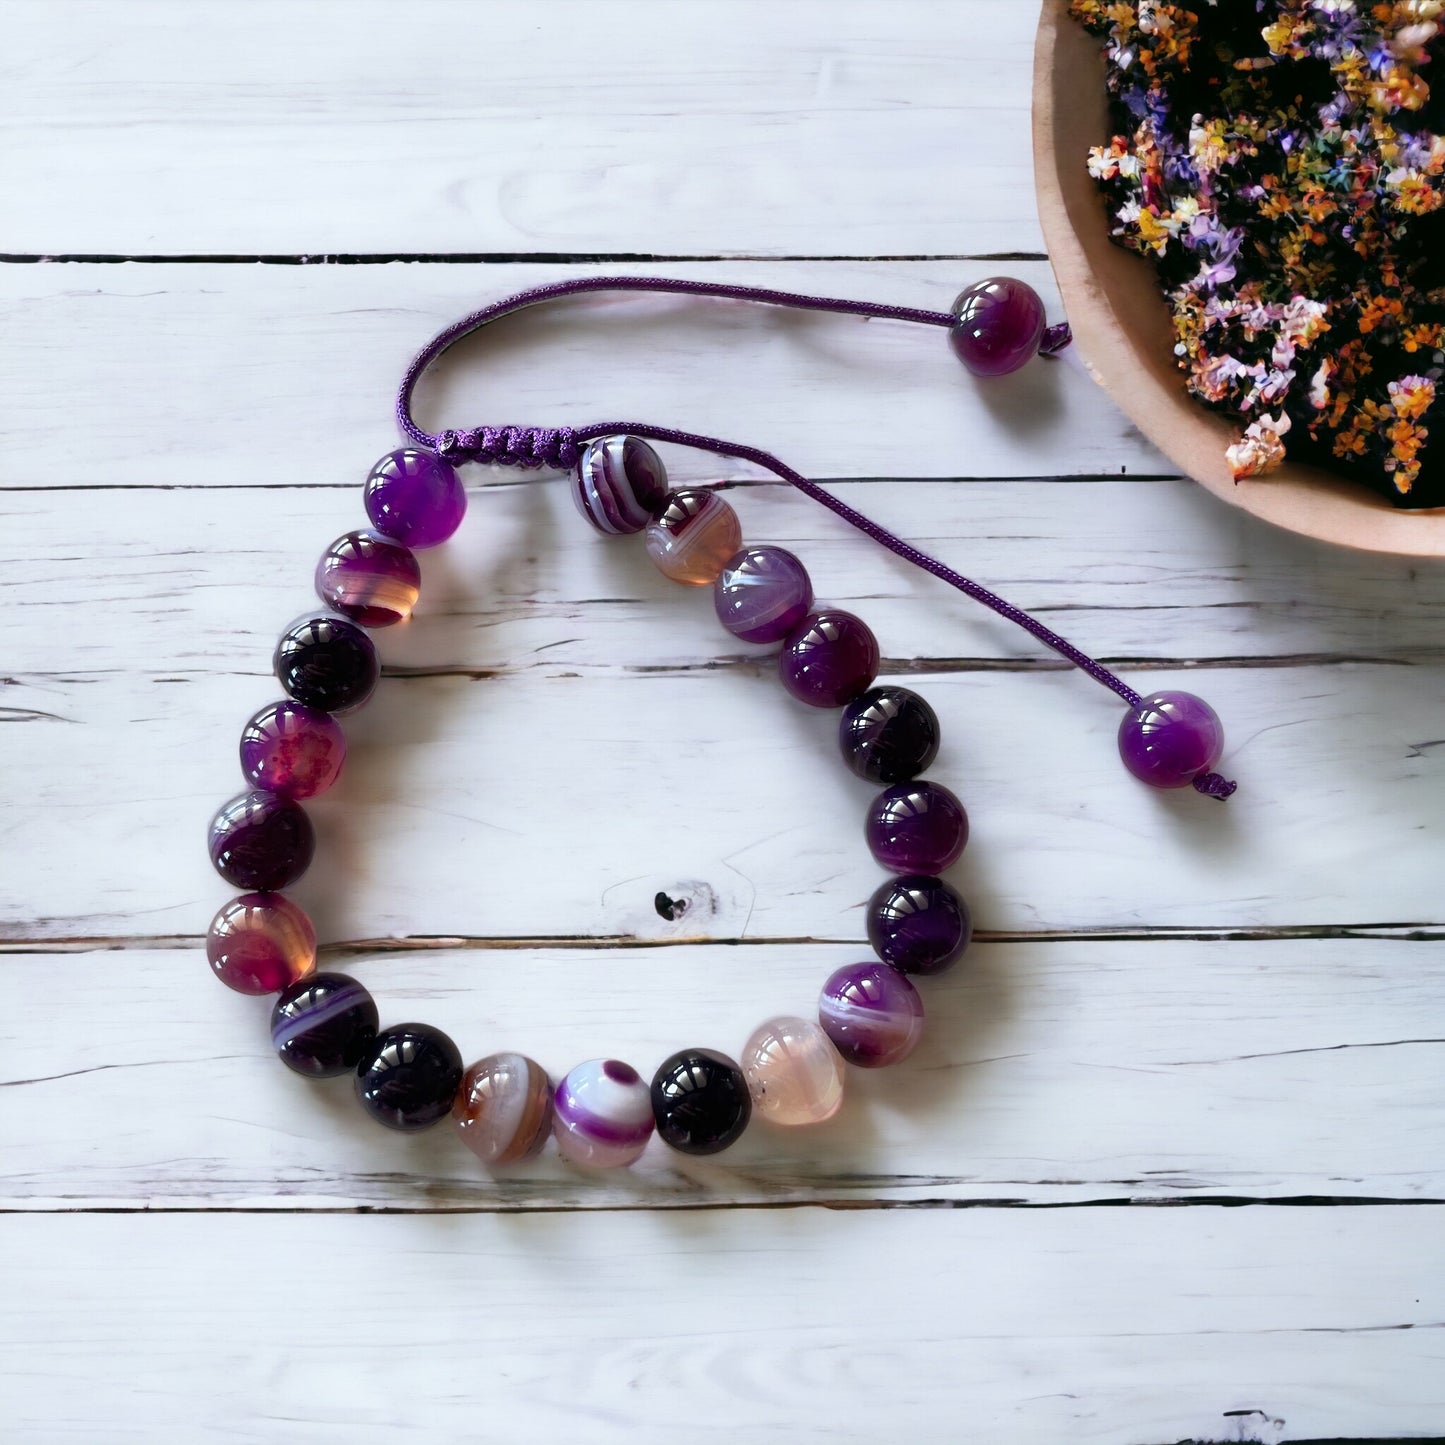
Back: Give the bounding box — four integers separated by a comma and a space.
1070, 0, 1445, 508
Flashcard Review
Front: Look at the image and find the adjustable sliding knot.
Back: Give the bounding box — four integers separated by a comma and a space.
435, 425, 580, 471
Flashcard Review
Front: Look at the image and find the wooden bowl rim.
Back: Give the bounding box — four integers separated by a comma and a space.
1031, 0, 1445, 558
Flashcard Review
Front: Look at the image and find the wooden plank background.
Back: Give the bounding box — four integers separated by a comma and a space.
1, 3, 1442, 1442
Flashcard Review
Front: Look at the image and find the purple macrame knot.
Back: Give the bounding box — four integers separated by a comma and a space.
435, 425, 580, 470
1191, 771, 1238, 800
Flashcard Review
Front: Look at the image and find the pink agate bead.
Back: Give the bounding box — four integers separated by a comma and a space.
552, 1059, 655, 1168
645, 489, 743, 586
740, 1016, 845, 1125
206, 892, 317, 995
239, 701, 346, 799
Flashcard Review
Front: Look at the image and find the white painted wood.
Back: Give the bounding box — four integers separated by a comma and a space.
1, 939, 1440, 1210
0, 260, 1156, 487
0, 2, 1043, 257
1, 1208, 1440, 1443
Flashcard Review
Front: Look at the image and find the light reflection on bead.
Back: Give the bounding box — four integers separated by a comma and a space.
239, 700, 346, 799
865, 780, 969, 874
645, 489, 743, 585
948, 276, 1046, 377
270, 973, 378, 1077
839, 686, 940, 784
1118, 691, 1225, 789
355, 1023, 464, 1132
866, 874, 972, 976
818, 962, 924, 1068
206, 891, 316, 995
714, 545, 813, 644
452, 1053, 554, 1166
650, 1048, 751, 1156
741, 1016, 845, 1126
208, 790, 315, 891
364, 449, 466, 549
315, 530, 421, 627
779, 610, 880, 708
552, 1059, 655, 1167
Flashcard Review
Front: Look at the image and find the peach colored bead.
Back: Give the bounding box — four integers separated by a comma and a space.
645, 489, 742, 586
452, 1053, 554, 1167
206, 891, 317, 996
740, 1015, 845, 1125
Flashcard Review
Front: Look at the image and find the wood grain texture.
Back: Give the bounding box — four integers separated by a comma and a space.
4, 0, 1444, 1438
1, 939, 1440, 1210
0, 1, 1043, 257
2, 1209, 1441, 1444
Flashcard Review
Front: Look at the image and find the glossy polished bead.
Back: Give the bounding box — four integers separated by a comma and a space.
270, 973, 378, 1077
208, 790, 315, 891
741, 1016, 845, 1126
572, 435, 669, 535
315, 530, 421, 627
273, 614, 378, 715
714, 545, 813, 644
354, 1023, 464, 1132
364, 448, 466, 549
779, 610, 879, 707
452, 1053, 554, 1166
865, 780, 968, 874
645, 489, 743, 585
948, 276, 1046, 377
650, 1048, 752, 1156
1118, 691, 1225, 789
206, 892, 317, 995
867, 874, 972, 976
818, 962, 925, 1069
552, 1059, 655, 1168
239, 700, 346, 799
839, 686, 940, 783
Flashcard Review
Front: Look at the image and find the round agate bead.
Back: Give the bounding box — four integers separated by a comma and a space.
364, 448, 466, 549
452, 1053, 554, 1166
1118, 691, 1225, 789
206, 892, 317, 995
865, 780, 968, 874
354, 1023, 464, 1132
714, 545, 813, 644
270, 973, 378, 1078
274, 614, 378, 715
572, 435, 669, 535
645, 489, 743, 586
779, 610, 879, 708
839, 686, 940, 784
208, 790, 315, 891
866, 874, 972, 976
948, 276, 1046, 377
650, 1048, 752, 1156
552, 1059, 655, 1168
315, 530, 421, 627
239, 700, 346, 799
741, 1016, 845, 1126
818, 962, 925, 1069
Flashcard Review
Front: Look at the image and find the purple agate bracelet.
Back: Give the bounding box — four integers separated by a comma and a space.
205, 276, 1237, 1171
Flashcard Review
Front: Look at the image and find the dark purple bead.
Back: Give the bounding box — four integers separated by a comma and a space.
779, 610, 879, 708
273, 614, 378, 715
865, 781, 968, 874
714, 546, 813, 644
315, 529, 421, 627
839, 686, 940, 784
866, 874, 972, 976
650, 1048, 751, 1156
1118, 691, 1225, 789
948, 276, 1046, 377
208, 789, 315, 891
355, 1022, 464, 1132
271, 973, 379, 1079
364, 448, 466, 549
239, 700, 346, 799
572, 435, 669, 535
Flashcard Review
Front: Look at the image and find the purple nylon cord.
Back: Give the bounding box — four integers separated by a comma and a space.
393, 275, 1236, 800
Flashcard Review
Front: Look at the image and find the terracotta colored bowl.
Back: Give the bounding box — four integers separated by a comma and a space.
1032, 0, 1445, 557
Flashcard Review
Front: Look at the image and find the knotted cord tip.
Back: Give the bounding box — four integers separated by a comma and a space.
1039, 321, 1073, 357
1191, 771, 1238, 800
